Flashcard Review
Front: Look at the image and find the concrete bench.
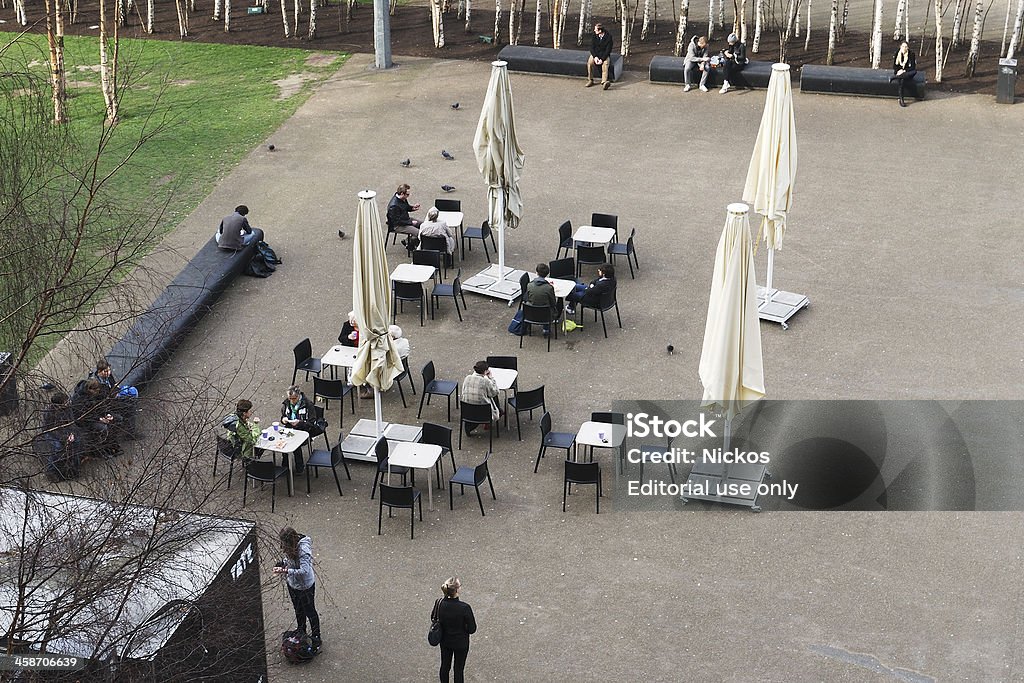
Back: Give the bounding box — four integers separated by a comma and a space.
106, 230, 263, 389
497, 45, 624, 82
800, 64, 926, 99
649, 56, 776, 89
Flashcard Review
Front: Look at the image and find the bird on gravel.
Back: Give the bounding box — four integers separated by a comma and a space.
400, 158, 411, 167
441, 150, 455, 160
441, 184, 456, 193
667, 344, 675, 355
451, 102, 460, 110
338, 230, 346, 239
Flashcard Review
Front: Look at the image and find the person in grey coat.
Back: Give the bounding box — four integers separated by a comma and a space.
683, 35, 711, 92
274, 527, 321, 652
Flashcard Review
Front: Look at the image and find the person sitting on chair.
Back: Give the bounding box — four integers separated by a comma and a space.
338, 311, 359, 347
386, 184, 422, 250
461, 361, 501, 435
418, 207, 457, 256
565, 263, 616, 316
527, 263, 558, 335
216, 205, 257, 250
389, 325, 410, 360
281, 386, 323, 438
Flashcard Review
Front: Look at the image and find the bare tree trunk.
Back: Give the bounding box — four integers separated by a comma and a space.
674, 0, 689, 53
965, 0, 984, 73
280, 0, 291, 36
14, 0, 28, 24
213, 0, 221, 20
950, 0, 965, 46
840, 0, 849, 36
174, 0, 189, 36
224, 0, 231, 30
641, 0, 653, 38
934, 0, 944, 80
553, 0, 567, 47
465, 0, 472, 30
870, 0, 883, 67
44, 0, 69, 124
1009, 0, 1024, 57
708, 0, 715, 36
577, 0, 591, 44
805, 0, 813, 48
621, 0, 634, 55
509, 0, 524, 43
752, 0, 762, 49
1002, 0, 1013, 54
537, 0, 544, 44
893, 0, 906, 37
99, 0, 118, 122
786, 0, 799, 37
293, 0, 300, 36
146, 0, 154, 32
718, 0, 725, 28
308, 0, 317, 37
827, 0, 839, 62
740, 0, 748, 41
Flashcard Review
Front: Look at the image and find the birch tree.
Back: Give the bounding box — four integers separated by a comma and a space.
536, 0, 544, 44
840, 0, 849, 36
870, 0, 883, 67
429, 0, 446, 45
553, 0, 568, 48
804, 0, 813, 49
965, 0, 984, 74
577, 0, 593, 45
43, 0, 68, 124
641, 0, 655, 39
145, 0, 154, 32
752, 0, 762, 51
740, 0, 748, 42
674, 0, 690, 55
12, 0, 28, 25
621, 0, 638, 56
893, 0, 907, 38
1002, 0, 1013, 54
1008, 0, 1024, 57
708, 0, 715, 36
465, 0, 472, 32
99, 0, 119, 123
280, 0, 292, 36
827, 0, 839, 62
224, 0, 231, 31
934, 0, 944, 80
308, 0, 317, 37
213, 0, 221, 20
175, 0, 190, 37
509, 0, 526, 43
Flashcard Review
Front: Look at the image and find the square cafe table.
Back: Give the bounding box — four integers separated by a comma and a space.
388, 441, 444, 510
257, 427, 309, 495
391, 263, 436, 283
575, 421, 627, 473
488, 367, 518, 424
437, 210, 464, 257
546, 278, 578, 299
342, 420, 422, 463
572, 225, 617, 247
321, 344, 359, 380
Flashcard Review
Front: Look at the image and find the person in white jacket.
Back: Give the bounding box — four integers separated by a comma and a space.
683, 35, 711, 92
274, 527, 321, 652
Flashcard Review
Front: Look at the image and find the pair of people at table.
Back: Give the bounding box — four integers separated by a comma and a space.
233, 392, 312, 473
339, 314, 410, 397
387, 184, 457, 255
524, 262, 616, 331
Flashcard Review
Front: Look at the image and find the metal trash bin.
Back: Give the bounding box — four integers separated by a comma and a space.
0, 352, 17, 416
997, 58, 1017, 104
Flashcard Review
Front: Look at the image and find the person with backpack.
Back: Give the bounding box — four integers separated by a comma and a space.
216, 205, 257, 251
274, 527, 322, 654
431, 577, 477, 683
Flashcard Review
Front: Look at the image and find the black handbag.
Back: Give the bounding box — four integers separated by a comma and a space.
427, 598, 443, 647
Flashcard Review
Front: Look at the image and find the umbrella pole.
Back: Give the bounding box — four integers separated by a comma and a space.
375, 389, 390, 479
765, 248, 776, 304
496, 190, 506, 280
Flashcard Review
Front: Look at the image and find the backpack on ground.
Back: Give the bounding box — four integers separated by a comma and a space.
244, 251, 276, 278
257, 240, 282, 264
507, 309, 525, 336
281, 630, 317, 664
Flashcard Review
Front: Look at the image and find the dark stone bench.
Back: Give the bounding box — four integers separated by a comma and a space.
106, 230, 263, 389
800, 64, 926, 99
649, 56, 776, 89
497, 45, 624, 82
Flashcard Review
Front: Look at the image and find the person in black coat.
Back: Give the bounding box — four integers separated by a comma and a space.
586, 23, 614, 90
720, 33, 747, 93
432, 577, 477, 683
565, 263, 616, 315
38, 392, 81, 479
71, 379, 119, 457
890, 41, 917, 107
386, 183, 422, 249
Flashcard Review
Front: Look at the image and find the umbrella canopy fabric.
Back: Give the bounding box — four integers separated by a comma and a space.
742, 63, 797, 251
699, 203, 766, 419
350, 190, 402, 393
473, 60, 524, 235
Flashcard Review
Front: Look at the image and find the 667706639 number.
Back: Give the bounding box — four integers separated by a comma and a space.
0, 654, 84, 671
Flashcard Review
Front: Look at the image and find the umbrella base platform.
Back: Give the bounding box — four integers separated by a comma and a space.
462, 264, 530, 302
757, 287, 809, 330
681, 461, 771, 512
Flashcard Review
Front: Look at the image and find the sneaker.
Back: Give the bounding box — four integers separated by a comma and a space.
699, 84, 709, 92
683, 84, 692, 92
720, 82, 731, 94
565, 305, 576, 315
602, 82, 610, 90
585, 81, 594, 88
311, 636, 322, 654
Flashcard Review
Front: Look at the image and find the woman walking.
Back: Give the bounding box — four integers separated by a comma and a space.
274, 527, 322, 653
432, 576, 477, 683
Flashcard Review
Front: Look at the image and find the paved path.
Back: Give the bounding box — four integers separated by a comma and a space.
162, 53, 1022, 681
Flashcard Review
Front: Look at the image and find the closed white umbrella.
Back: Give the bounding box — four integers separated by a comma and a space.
473, 60, 524, 280
742, 63, 797, 298
350, 190, 403, 438
699, 203, 766, 450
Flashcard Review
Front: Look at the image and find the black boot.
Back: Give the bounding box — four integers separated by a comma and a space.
899, 93, 907, 107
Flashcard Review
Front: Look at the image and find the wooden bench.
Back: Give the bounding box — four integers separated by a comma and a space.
800, 64, 926, 99
497, 45, 624, 82
649, 56, 776, 89
106, 230, 264, 389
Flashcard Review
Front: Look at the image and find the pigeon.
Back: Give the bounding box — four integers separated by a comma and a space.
400, 158, 411, 167
667, 344, 675, 355
268, 144, 276, 151
338, 230, 347, 239
441, 150, 455, 160
451, 102, 460, 110
441, 184, 456, 193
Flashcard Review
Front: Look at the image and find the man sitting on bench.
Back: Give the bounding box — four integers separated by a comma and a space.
217, 204, 257, 250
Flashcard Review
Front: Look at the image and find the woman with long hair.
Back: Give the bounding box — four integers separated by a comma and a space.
890, 41, 918, 107
274, 527, 321, 653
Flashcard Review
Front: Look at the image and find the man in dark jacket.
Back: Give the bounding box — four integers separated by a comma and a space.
216, 205, 257, 250
720, 33, 747, 93
386, 183, 422, 249
526, 263, 558, 335
586, 23, 614, 90
565, 263, 616, 315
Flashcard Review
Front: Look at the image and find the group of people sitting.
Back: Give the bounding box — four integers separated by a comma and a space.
37, 359, 139, 480
682, 33, 748, 94
519, 262, 617, 335
386, 184, 458, 256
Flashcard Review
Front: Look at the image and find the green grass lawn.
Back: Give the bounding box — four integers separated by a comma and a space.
0, 33, 347, 232
0, 34, 347, 361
